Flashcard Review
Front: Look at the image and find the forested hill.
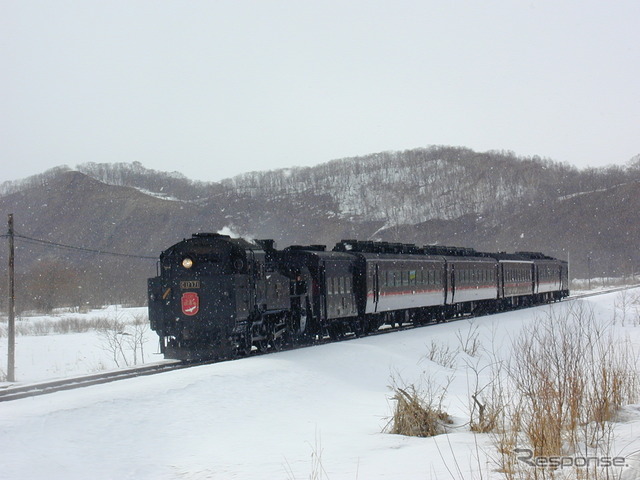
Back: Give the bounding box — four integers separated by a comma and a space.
0, 146, 638, 311
222, 147, 637, 225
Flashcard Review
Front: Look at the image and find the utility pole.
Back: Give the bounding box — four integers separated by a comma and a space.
7, 214, 15, 382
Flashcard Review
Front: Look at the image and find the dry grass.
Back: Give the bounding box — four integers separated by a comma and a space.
385, 374, 453, 438
489, 302, 639, 479
424, 339, 460, 368
0, 316, 115, 337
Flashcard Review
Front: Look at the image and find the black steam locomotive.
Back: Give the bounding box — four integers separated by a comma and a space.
148, 233, 569, 360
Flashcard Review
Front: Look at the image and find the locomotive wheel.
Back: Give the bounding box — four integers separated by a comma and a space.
270, 334, 284, 351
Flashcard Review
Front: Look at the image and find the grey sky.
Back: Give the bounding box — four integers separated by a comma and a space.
2, 0, 639, 184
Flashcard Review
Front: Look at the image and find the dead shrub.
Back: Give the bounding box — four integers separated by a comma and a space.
385, 374, 453, 437
456, 321, 483, 357
491, 302, 639, 479
424, 339, 459, 368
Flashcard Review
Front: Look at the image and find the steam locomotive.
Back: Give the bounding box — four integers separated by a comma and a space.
148, 233, 569, 360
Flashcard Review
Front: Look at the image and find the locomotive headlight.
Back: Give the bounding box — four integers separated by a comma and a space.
182, 257, 194, 269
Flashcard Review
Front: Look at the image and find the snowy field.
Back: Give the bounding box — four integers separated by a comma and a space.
0, 305, 162, 383
0, 289, 640, 479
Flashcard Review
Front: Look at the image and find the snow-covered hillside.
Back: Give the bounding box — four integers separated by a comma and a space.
1, 290, 639, 479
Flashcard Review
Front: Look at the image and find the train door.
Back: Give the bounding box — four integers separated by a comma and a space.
319, 262, 327, 321
373, 263, 380, 313
444, 262, 454, 304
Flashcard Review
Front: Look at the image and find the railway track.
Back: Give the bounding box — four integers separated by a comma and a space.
2, 284, 637, 403
0, 360, 188, 402
568, 284, 639, 300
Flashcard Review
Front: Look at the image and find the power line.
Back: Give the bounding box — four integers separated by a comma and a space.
8, 232, 157, 260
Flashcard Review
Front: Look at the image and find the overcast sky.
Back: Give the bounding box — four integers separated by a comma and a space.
2, 1, 638, 184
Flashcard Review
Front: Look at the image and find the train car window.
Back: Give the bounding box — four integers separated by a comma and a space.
409, 270, 416, 285
338, 277, 344, 294
346, 277, 351, 294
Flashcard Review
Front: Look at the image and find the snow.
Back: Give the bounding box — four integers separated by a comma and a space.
134, 187, 183, 202
1, 290, 640, 479
0, 306, 161, 383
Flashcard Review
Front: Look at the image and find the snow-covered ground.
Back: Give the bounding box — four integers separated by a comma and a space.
1, 290, 639, 479
0, 305, 162, 383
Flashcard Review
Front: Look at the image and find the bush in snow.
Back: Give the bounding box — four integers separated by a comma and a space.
384, 374, 453, 437
491, 302, 639, 479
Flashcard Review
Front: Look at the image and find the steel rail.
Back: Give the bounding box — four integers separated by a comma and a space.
0, 360, 189, 402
